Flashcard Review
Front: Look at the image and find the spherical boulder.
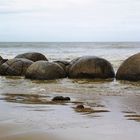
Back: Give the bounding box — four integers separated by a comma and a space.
15, 52, 48, 62
116, 53, 140, 81
0, 58, 33, 76
25, 61, 67, 80
67, 56, 115, 79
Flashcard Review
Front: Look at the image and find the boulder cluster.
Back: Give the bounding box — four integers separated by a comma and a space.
0, 52, 140, 81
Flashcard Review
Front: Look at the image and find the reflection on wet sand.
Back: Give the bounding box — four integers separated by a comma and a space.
1, 93, 109, 116
1, 93, 51, 104
124, 112, 140, 122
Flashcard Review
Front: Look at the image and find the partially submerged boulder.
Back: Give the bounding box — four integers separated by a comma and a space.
25, 61, 67, 80
15, 52, 48, 62
67, 56, 115, 79
116, 53, 140, 81
0, 58, 33, 76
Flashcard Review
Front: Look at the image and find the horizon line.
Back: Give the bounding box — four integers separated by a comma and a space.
0, 41, 140, 43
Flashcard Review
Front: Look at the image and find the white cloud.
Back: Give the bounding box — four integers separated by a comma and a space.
0, 0, 140, 41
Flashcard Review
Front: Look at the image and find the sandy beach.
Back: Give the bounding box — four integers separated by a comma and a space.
0, 92, 140, 140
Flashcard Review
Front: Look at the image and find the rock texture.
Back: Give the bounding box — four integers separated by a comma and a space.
0, 59, 8, 66
15, 52, 48, 62
67, 56, 115, 79
0, 58, 33, 76
52, 96, 70, 101
116, 53, 140, 81
25, 61, 67, 80
53, 60, 70, 72
0, 56, 3, 60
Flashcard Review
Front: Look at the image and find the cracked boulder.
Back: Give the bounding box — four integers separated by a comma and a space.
0, 56, 8, 66
15, 52, 48, 62
0, 58, 33, 76
67, 56, 115, 79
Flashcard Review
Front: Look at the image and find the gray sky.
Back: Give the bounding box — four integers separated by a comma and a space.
0, 0, 140, 42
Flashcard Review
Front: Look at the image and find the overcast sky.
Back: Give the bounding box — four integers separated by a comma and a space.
0, 0, 140, 42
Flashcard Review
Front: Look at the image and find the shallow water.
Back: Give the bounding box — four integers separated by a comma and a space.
0, 42, 140, 140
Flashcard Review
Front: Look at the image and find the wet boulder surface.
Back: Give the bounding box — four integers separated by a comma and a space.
53, 60, 70, 73
15, 52, 48, 62
0, 56, 3, 60
0, 58, 33, 76
0, 56, 8, 66
67, 56, 115, 79
0, 59, 8, 66
25, 61, 67, 80
116, 53, 140, 81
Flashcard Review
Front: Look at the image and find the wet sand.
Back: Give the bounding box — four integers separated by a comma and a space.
0, 89, 140, 140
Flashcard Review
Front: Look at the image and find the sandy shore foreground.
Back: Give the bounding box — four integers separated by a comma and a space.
0, 122, 55, 140
0, 93, 140, 140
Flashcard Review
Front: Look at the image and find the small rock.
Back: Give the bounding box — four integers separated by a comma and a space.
52, 96, 71, 101
64, 97, 71, 101
76, 104, 84, 109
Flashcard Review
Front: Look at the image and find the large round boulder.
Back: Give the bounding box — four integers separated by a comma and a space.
116, 53, 140, 81
25, 61, 67, 80
15, 52, 48, 62
67, 56, 115, 79
0, 58, 33, 76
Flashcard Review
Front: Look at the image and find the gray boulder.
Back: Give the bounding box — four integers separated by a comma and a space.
116, 53, 140, 81
15, 52, 48, 62
25, 61, 67, 80
0, 58, 33, 76
67, 56, 115, 79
